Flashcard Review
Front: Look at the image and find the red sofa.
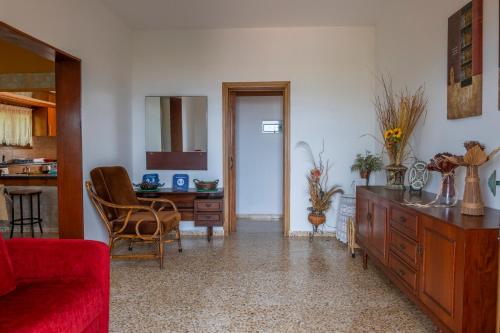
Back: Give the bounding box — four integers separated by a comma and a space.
0, 236, 110, 333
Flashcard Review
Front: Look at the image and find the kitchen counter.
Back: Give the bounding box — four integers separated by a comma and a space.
0, 174, 57, 186
0, 161, 56, 167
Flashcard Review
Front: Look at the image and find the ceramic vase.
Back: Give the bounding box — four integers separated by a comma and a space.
385, 164, 407, 190
308, 213, 326, 227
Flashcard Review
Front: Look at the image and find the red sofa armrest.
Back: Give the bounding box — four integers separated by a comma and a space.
6, 239, 109, 285
6, 239, 110, 332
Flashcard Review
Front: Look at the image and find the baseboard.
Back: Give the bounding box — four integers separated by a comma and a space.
236, 214, 282, 221
179, 229, 224, 237
0, 225, 59, 233
288, 231, 336, 238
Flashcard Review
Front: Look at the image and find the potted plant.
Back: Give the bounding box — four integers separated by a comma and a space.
351, 151, 383, 185
374, 75, 427, 189
297, 141, 343, 232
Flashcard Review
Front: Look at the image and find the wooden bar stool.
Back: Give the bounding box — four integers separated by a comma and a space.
9, 189, 43, 238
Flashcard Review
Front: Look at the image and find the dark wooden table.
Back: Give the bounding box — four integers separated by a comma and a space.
136, 188, 224, 241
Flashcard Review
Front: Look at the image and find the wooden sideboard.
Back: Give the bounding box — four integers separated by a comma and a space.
136, 188, 223, 241
356, 187, 499, 333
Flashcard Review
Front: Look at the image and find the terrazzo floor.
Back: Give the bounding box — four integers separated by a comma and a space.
110, 220, 436, 333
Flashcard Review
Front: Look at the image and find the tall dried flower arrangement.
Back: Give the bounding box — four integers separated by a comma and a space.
297, 141, 343, 219
374, 76, 427, 166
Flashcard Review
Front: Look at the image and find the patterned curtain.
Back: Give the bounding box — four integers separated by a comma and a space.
0, 104, 32, 147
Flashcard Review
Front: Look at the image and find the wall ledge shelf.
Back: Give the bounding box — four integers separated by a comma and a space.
0, 92, 55, 108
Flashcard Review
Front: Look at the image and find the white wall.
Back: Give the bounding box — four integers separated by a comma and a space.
145, 97, 162, 151
376, 0, 500, 210
236, 96, 283, 216
1, 0, 133, 241
132, 27, 376, 233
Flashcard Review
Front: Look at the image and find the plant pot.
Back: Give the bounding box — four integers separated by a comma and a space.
308, 213, 326, 227
360, 171, 371, 186
385, 164, 407, 190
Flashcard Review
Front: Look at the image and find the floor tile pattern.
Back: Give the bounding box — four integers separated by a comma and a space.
110, 220, 435, 332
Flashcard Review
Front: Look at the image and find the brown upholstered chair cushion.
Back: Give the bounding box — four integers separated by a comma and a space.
90, 166, 140, 221
113, 211, 181, 235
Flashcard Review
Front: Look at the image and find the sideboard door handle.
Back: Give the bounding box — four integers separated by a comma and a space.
417, 244, 424, 256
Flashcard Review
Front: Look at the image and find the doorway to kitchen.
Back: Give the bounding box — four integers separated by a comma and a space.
222, 82, 290, 237
0, 22, 83, 239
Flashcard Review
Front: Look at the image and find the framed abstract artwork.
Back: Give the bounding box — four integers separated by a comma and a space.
447, 0, 483, 119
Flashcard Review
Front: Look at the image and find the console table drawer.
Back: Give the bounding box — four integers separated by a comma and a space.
195, 213, 223, 227
390, 207, 418, 240
388, 251, 418, 293
195, 200, 223, 212
389, 228, 419, 268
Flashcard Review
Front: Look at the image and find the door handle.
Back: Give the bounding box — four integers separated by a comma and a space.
367, 213, 372, 222
229, 156, 234, 169
417, 244, 424, 256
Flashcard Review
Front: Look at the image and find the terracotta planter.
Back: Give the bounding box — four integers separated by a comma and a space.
308, 214, 326, 227
360, 171, 371, 186
385, 164, 407, 190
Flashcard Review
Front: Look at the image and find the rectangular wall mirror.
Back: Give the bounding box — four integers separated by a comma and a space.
145, 96, 208, 170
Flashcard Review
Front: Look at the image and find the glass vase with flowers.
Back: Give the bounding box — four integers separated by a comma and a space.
427, 153, 460, 206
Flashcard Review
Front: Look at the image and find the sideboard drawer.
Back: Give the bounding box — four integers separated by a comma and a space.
389, 228, 419, 268
194, 213, 223, 227
388, 251, 418, 293
390, 207, 418, 240
195, 200, 223, 212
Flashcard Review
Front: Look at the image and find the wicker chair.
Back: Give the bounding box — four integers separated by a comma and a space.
86, 166, 181, 269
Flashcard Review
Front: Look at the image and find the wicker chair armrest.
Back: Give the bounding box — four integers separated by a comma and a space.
137, 197, 178, 212
86, 181, 161, 240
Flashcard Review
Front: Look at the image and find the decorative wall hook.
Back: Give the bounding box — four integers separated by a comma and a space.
488, 170, 500, 196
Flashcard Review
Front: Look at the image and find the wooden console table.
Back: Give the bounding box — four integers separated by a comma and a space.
136, 188, 223, 241
356, 187, 499, 333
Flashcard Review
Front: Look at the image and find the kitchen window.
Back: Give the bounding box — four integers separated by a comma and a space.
0, 104, 32, 147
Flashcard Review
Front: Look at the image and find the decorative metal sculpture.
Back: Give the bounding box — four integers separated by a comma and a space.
408, 160, 429, 191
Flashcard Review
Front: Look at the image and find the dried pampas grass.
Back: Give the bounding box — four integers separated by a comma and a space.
374, 75, 427, 165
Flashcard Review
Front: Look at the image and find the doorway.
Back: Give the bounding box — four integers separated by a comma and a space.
0, 22, 83, 239
222, 82, 290, 237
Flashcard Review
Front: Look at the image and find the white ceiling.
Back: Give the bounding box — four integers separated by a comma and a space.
102, 0, 384, 30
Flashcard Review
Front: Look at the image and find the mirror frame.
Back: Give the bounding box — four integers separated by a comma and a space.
144, 95, 208, 170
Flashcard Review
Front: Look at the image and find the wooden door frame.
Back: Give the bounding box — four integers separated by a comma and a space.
222, 81, 290, 236
0, 22, 84, 239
